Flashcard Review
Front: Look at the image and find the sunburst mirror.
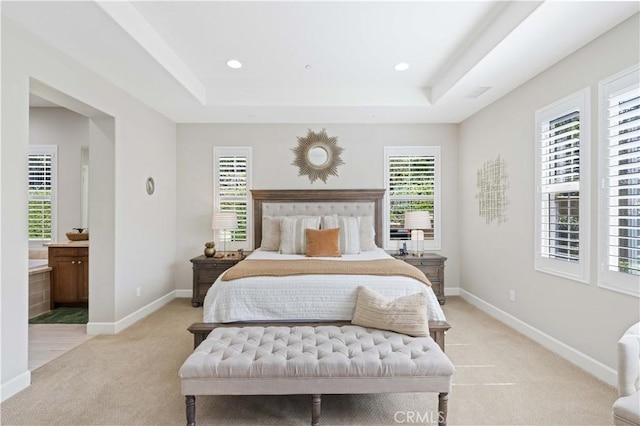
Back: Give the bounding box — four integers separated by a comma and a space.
292, 129, 344, 183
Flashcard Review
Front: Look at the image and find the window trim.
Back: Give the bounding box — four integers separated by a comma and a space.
383, 146, 441, 251
598, 65, 640, 297
28, 145, 57, 248
534, 88, 591, 284
213, 146, 253, 251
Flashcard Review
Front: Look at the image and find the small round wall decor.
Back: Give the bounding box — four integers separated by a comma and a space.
292, 129, 344, 183
146, 176, 155, 195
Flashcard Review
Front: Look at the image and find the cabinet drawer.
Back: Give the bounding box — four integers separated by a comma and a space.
49, 248, 82, 258
197, 268, 227, 283
198, 282, 215, 294
409, 259, 439, 268
421, 268, 440, 280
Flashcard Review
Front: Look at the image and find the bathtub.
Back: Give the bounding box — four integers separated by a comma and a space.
29, 259, 51, 318
29, 259, 48, 270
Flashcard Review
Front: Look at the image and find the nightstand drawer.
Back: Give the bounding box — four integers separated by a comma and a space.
197, 268, 227, 283
418, 265, 439, 277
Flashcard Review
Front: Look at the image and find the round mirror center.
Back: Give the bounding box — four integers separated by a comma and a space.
308, 146, 329, 167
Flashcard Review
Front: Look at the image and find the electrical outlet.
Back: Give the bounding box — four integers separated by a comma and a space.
136, 286, 141, 297
509, 290, 516, 302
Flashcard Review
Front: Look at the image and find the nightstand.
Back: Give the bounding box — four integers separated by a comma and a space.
189, 254, 246, 307
390, 252, 447, 305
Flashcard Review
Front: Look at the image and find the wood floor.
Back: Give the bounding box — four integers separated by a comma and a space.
28, 324, 93, 371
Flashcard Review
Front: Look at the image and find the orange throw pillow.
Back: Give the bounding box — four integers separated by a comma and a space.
305, 228, 341, 257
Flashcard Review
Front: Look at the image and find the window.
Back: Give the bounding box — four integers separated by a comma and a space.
28, 146, 57, 245
599, 65, 640, 296
535, 88, 590, 282
384, 146, 440, 250
213, 147, 252, 249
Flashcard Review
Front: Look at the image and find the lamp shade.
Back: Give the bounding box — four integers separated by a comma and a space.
211, 211, 238, 230
404, 210, 431, 230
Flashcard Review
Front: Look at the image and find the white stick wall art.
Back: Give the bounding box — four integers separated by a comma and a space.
476, 155, 508, 224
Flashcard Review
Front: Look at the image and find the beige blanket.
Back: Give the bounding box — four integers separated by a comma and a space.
221, 258, 431, 286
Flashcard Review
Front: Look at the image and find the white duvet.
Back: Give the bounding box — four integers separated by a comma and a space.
202, 248, 446, 323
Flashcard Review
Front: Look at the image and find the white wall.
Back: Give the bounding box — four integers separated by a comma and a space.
29, 107, 89, 242
458, 13, 640, 381
176, 124, 460, 293
1, 16, 177, 400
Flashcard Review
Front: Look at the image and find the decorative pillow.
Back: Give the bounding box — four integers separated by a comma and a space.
261, 216, 282, 251
351, 286, 429, 337
321, 215, 361, 254
305, 228, 341, 257
279, 216, 321, 254
358, 215, 376, 251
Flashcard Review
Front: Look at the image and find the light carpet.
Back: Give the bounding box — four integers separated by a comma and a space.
0, 297, 617, 425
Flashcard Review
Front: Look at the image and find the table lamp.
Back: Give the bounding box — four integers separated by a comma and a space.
404, 210, 431, 257
211, 211, 238, 257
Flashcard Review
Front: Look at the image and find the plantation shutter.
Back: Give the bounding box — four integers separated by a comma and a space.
604, 86, 640, 276
28, 153, 54, 240
218, 155, 248, 241
539, 110, 581, 263
388, 154, 435, 241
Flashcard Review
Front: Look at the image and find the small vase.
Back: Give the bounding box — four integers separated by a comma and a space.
204, 242, 216, 257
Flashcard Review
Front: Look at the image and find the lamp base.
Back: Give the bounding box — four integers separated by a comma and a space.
410, 230, 425, 258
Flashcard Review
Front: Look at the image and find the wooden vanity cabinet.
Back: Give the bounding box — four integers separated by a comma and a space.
48, 246, 88, 308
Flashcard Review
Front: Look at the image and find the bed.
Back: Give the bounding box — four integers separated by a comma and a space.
189, 189, 450, 350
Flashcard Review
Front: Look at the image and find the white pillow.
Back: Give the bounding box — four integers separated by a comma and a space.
321, 215, 361, 254
279, 216, 321, 254
261, 216, 282, 251
352, 286, 429, 337
358, 215, 376, 251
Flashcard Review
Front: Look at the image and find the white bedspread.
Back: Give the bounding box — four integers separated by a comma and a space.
202, 248, 446, 323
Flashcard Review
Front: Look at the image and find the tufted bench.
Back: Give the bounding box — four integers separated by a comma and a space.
179, 325, 455, 426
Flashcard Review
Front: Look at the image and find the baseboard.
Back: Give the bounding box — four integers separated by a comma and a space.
175, 289, 192, 298
444, 286, 460, 297
459, 289, 617, 387
87, 290, 177, 335
1, 370, 31, 403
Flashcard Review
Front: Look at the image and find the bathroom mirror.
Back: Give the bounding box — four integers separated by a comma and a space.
292, 129, 344, 183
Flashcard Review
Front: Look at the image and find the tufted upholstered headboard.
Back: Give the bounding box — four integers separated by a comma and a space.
251, 189, 385, 249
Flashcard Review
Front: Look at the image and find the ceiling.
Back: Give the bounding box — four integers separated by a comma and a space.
4, 1, 639, 123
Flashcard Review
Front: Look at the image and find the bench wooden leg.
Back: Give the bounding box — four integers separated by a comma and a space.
438, 392, 448, 426
186, 395, 196, 426
311, 394, 321, 426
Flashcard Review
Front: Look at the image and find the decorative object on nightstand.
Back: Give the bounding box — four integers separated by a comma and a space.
189, 254, 246, 307
211, 211, 237, 258
391, 252, 447, 305
203, 241, 216, 258
404, 210, 431, 257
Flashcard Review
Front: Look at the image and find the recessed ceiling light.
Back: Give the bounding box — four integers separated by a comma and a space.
305, 64, 312, 70
394, 62, 409, 71
226, 59, 242, 69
